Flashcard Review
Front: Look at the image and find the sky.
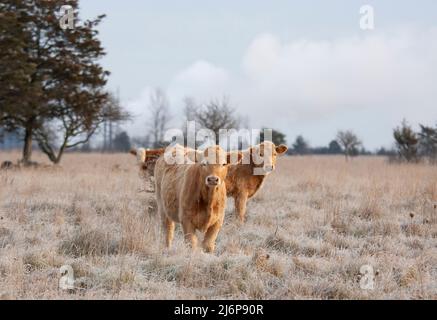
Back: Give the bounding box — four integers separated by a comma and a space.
80, 0, 437, 150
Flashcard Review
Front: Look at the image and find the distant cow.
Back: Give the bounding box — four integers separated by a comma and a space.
226, 141, 288, 222
1, 161, 14, 170
130, 147, 165, 178
154, 145, 241, 253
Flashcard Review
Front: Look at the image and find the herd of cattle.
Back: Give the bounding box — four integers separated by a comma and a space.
130, 142, 288, 253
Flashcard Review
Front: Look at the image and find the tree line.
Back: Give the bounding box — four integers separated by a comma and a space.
1, 1, 436, 166
136, 88, 384, 160
138, 88, 437, 164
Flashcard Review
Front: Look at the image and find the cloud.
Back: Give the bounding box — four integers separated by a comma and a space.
126, 27, 437, 148
237, 29, 437, 125
168, 60, 230, 104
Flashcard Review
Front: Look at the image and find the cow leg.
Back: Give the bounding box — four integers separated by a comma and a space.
202, 219, 224, 253
235, 192, 248, 222
182, 220, 198, 250
163, 217, 175, 248
158, 201, 173, 248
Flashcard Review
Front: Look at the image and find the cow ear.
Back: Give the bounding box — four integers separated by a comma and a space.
275, 144, 288, 155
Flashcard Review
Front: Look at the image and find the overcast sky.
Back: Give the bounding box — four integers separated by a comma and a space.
81, 0, 437, 150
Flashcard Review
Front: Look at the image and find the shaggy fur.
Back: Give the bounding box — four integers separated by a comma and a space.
130, 142, 288, 222
226, 142, 288, 222
129, 148, 166, 178
154, 145, 241, 253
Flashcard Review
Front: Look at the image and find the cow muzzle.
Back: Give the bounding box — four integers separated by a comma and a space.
205, 175, 221, 186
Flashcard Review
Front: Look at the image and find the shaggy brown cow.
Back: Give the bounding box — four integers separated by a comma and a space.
131, 142, 287, 223
129, 147, 165, 178
226, 141, 288, 222
154, 145, 241, 253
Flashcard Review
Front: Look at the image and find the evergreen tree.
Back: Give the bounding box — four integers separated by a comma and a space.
393, 120, 419, 163
292, 135, 309, 155
0, 0, 128, 164
259, 128, 287, 146
328, 140, 342, 154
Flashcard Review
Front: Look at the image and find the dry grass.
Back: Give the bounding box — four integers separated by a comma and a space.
0, 151, 436, 299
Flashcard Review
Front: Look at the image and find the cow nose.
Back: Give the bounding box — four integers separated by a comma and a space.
205, 175, 220, 186
264, 165, 274, 173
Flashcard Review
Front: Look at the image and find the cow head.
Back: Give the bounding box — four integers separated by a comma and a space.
250, 141, 288, 174
199, 145, 243, 187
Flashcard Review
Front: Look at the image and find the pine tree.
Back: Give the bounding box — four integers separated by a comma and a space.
259, 128, 287, 146
292, 135, 308, 155
393, 120, 419, 163
418, 124, 437, 164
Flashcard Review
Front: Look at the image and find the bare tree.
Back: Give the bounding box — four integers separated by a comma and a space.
336, 130, 361, 161
147, 88, 171, 148
183, 96, 197, 123
184, 96, 241, 144
34, 92, 129, 164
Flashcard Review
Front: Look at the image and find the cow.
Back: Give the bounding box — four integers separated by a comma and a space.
129, 147, 165, 178
154, 145, 242, 253
225, 141, 288, 222
1, 161, 14, 170
131, 141, 288, 223
129, 147, 167, 193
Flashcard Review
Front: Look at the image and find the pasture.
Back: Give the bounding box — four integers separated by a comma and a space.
0, 152, 436, 299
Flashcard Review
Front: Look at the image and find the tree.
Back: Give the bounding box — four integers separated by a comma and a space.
259, 128, 287, 147
376, 147, 396, 156
328, 140, 342, 154
147, 88, 171, 148
336, 130, 361, 161
0, 0, 55, 163
0, 0, 126, 164
418, 124, 437, 164
393, 120, 419, 163
185, 96, 241, 144
113, 131, 131, 152
37, 92, 128, 163
292, 135, 308, 155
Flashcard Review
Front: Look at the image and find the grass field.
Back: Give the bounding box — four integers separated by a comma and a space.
0, 151, 436, 299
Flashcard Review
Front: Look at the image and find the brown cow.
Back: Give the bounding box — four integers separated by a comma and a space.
226, 141, 288, 222
129, 147, 165, 178
154, 145, 241, 253
131, 142, 288, 223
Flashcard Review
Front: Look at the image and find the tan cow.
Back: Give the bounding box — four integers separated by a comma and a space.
226, 141, 288, 222
154, 145, 242, 253
131, 142, 288, 223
